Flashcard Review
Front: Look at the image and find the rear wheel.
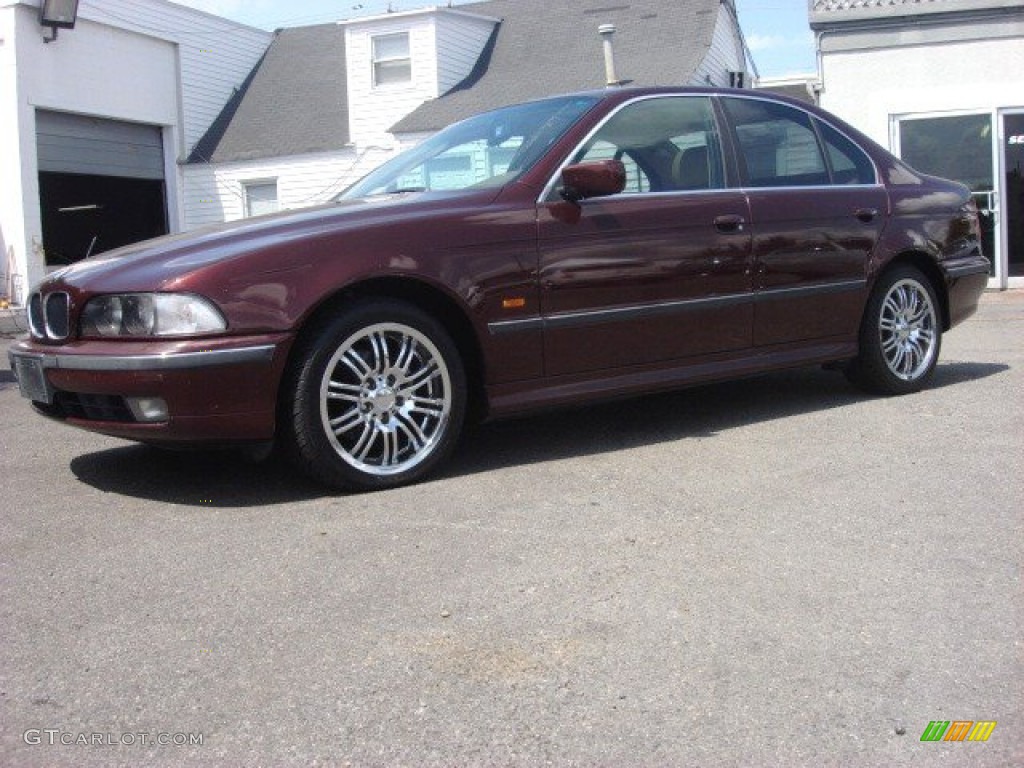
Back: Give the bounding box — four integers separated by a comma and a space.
281, 299, 466, 491
846, 265, 941, 395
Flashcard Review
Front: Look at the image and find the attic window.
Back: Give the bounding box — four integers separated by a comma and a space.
372, 32, 411, 87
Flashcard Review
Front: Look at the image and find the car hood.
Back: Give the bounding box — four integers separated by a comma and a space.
39, 190, 497, 294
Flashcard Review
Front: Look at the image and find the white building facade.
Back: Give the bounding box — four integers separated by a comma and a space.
0, 0, 271, 303
812, 0, 1024, 289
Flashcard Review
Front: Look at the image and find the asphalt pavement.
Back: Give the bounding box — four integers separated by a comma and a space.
1, 292, 1021, 766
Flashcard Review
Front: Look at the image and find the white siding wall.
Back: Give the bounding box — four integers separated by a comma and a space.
690, 3, 746, 87
395, 131, 434, 153
183, 147, 395, 228
435, 12, 496, 95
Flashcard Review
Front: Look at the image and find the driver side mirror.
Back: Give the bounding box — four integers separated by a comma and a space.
560, 160, 626, 202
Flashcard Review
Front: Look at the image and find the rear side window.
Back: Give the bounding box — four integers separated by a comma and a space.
723, 97, 829, 187
815, 118, 876, 185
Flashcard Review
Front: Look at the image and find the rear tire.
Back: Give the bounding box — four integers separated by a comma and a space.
280, 299, 466, 491
845, 265, 941, 395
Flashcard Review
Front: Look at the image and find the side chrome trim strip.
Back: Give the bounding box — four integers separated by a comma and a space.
545, 291, 753, 330
487, 317, 546, 337
753, 278, 867, 303
487, 279, 867, 336
10, 344, 276, 372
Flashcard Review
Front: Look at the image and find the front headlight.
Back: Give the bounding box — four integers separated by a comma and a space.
80, 294, 227, 338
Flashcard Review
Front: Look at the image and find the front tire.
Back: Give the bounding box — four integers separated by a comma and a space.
846, 265, 942, 395
281, 299, 466, 491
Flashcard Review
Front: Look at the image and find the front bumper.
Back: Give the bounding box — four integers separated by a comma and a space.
8, 333, 294, 444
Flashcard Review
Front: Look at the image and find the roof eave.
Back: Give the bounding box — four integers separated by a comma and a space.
336, 6, 501, 27
810, 0, 1024, 29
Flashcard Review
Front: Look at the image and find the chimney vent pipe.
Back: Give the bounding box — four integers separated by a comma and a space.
598, 24, 620, 87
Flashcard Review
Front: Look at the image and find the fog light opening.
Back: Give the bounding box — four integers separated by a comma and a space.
126, 397, 169, 423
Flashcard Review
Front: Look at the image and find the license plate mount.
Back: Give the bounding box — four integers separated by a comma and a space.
11, 354, 54, 405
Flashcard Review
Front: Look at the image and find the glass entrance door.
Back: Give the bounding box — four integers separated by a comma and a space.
1003, 112, 1024, 284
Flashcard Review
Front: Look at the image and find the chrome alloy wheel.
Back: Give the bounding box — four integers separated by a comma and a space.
319, 323, 452, 476
878, 278, 938, 382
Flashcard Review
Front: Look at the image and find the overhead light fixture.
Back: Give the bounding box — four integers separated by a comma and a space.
40, 0, 79, 44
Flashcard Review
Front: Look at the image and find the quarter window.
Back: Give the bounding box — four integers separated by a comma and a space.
572, 97, 725, 194
724, 98, 829, 187
243, 181, 278, 217
816, 119, 875, 185
372, 33, 411, 87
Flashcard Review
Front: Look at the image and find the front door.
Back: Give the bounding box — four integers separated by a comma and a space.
537, 96, 753, 377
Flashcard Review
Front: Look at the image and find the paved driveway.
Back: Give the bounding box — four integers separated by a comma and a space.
1, 292, 1021, 766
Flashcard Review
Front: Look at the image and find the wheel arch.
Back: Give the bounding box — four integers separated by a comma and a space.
876, 251, 951, 331
287, 276, 488, 422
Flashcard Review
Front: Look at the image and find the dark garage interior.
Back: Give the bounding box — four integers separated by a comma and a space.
38, 172, 168, 266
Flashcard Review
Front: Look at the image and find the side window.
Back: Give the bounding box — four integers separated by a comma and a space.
243, 180, 278, 217
724, 98, 829, 187
372, 33, 411, 87
572, 97, 725, 194
815, 119, 876, 185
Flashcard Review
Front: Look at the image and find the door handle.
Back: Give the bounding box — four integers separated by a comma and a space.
714, 214, 746, 233
854, 207, 878, 223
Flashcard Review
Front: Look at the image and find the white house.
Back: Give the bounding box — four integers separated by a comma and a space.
0, 0, 271, 304
811, 0, 1024, 289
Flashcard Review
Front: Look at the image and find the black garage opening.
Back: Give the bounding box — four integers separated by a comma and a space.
36, 111, 168, 266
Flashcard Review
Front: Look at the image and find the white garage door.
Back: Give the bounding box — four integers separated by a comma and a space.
36, 111, 164, 180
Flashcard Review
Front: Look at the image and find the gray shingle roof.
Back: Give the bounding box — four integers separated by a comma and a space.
188, 24, 349, 164
394, 0, 722, 134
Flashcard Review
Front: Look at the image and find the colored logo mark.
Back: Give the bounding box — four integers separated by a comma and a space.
920, 720, 997, 742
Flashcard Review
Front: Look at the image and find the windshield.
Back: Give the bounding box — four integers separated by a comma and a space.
341, 95, 601, 199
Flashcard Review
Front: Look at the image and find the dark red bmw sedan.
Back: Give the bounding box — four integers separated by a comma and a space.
9, 88, 989, 490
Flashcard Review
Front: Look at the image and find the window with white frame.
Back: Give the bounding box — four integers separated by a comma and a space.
372, 32, 411, 87
244, 180, 279, 217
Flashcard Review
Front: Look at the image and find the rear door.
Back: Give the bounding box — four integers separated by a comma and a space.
720, 96, 887, 347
